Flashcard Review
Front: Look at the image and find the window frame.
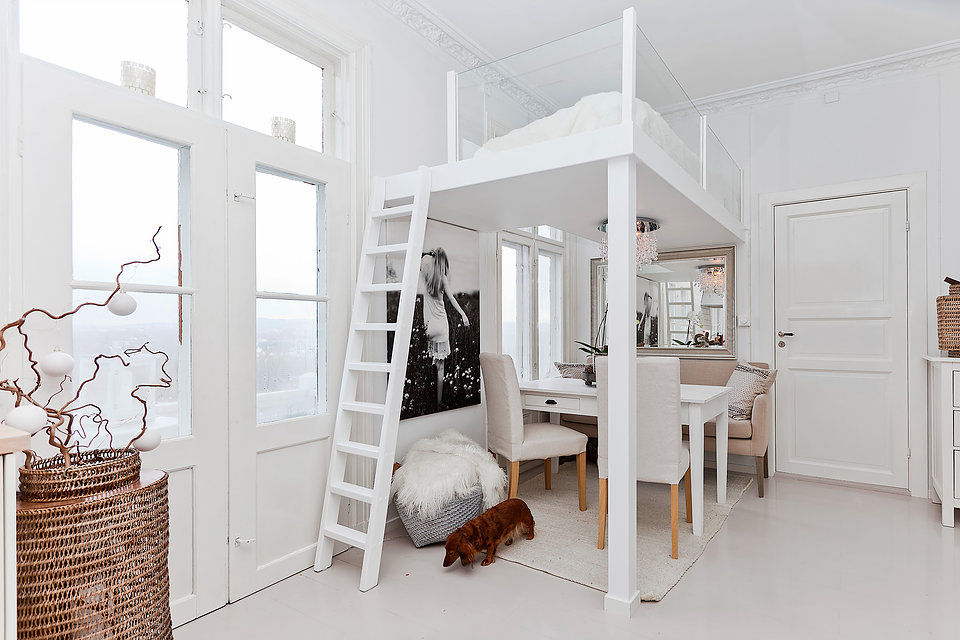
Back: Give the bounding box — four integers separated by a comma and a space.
497, 228, 566, 380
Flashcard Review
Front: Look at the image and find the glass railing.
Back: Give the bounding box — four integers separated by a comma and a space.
705, 125, 742, 220
455, 18, 623, 160
634, 24, 701, 183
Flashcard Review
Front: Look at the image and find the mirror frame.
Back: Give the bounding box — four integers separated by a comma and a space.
590, 246, 737, 359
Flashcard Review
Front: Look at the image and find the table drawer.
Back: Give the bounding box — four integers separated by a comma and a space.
954, 371, 960, 408
956, 452, 960, 500
955, 410, 960, 448
522, 393, 580, 412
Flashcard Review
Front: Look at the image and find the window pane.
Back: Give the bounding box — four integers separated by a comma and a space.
256, 170, 324, 295
537, 226, 564, 242
537, 250, 562, 378
223, 21, 324, 151
72, 290, 191, 442
500, 242, 531, 379
20, 0, 189, 106
73, 119, 184, 286
256, 299, 325, 423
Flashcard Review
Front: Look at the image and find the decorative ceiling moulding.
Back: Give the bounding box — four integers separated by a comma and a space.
372, 0, 551, 118
695, 38, 960, 114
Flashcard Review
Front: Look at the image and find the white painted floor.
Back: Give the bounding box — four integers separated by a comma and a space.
175, 475, 960, 640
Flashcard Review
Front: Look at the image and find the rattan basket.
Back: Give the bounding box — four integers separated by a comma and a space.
17, 449, 173, 640
937, 281, 960, 358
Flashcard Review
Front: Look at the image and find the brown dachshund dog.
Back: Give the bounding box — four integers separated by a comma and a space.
443, 498, 535, 567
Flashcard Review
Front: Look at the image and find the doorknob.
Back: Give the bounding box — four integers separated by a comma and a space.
778, 331, 794, 337
234, 537, 256, 547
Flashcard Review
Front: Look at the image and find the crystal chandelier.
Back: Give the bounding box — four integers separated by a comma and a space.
598, 217, 660, 267
695, 264, 725, 296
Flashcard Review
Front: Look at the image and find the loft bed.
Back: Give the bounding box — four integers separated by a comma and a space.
383, 9, 746, 250
320, 8, 746, 617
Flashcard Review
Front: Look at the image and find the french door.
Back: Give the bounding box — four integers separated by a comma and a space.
774, 191, 909, 488
226, 126, 350, 599
20, 59, 229, 625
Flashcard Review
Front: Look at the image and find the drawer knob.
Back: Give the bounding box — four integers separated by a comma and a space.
544, 399, 557, 405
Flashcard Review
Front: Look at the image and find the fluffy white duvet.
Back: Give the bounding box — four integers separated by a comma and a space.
474, 91, 699, 177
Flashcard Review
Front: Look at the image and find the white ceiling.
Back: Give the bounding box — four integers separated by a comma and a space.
416, 0, 960, 98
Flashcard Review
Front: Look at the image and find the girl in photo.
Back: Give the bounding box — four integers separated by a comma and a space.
420, 247, 470, 408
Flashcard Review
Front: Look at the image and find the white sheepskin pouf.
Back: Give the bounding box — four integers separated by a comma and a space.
392, 430, 506, 520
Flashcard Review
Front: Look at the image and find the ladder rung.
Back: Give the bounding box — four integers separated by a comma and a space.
371, 204, 414, 220
331, 481, 375, 503
336, 441, 381, 458
347, 362, 391, 373
323, 523, 368, 548
359, 283, 403, 293
353, 323, 397, 332
367, 243, 409, 256
342, 401, 386, 415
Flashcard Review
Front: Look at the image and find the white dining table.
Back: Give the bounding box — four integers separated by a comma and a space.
517, 377, 730, 537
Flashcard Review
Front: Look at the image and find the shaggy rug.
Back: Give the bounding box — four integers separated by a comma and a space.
496, 462, 753, 601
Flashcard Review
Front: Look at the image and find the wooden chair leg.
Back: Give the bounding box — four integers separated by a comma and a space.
544, 459, 552, 490
598, 477, 608, 550
683, 467, 693, 524
509, 461, 520, 499
763, 451, 769, 478
755, 456, 765, 498
576, 452, 587, 511
671, 483, 679, 559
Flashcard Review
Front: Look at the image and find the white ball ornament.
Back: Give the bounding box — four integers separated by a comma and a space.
132, 429, 161, 452
39, 350, 75, 377
107, 292, 137, 317
3, 404, 48, 434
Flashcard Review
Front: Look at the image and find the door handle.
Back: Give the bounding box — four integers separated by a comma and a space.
234, 537, 256, 547
544, 399, 557, 405
777, 331, 794, 337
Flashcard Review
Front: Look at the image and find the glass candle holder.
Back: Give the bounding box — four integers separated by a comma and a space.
271, 116, 296, 143
120, 61, 156, 96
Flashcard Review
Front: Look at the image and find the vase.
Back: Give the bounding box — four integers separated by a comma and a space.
17, 449, 173, 639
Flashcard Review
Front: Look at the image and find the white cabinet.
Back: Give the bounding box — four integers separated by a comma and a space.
926, 356, 960, 526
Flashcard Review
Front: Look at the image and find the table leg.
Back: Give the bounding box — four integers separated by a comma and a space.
715, 406, 728, 505
689, 405, 704, 537
548, 413, 560, 474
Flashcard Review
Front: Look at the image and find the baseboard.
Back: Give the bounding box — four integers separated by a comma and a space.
773, 471, 911, 496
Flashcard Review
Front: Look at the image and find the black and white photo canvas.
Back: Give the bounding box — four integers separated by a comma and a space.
386, 220, 481, 419
637, 275, 659, 347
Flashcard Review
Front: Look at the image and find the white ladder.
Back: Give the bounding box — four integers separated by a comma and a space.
313, 166, 431, 591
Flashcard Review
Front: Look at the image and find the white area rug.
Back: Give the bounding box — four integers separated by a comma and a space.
496, 462, 752, 601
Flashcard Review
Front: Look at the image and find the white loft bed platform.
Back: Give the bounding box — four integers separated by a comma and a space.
382, 121, 746, 249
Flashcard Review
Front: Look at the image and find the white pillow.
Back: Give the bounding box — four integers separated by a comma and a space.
726, 363, 776, 420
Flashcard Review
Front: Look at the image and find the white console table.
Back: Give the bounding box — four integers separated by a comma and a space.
925, 356, 960, 527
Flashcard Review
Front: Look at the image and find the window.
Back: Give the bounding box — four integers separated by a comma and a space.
222, 20, 326, 151
254, 169, 326, 423
70, 119, 191, 442
499, 230, 565, 380
19, 0, 190, 106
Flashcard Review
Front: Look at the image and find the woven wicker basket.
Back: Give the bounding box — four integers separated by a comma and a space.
937, 282, 960, 357
17, 449, 173, 640
395, 486, 483, 548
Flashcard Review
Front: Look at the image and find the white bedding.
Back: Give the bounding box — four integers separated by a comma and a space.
474, 91, 700, 178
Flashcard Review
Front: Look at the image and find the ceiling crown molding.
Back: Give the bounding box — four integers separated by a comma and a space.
372, 0, 551, 118
695, 38, 960, 114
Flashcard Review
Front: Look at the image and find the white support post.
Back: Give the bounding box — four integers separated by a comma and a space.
620, 7, 637, 127
446, 70, 458, 163
603, 155, 639, 616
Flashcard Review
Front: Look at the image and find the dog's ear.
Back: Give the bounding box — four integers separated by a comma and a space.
443, 532, 462, 567
460, 541, 477, 566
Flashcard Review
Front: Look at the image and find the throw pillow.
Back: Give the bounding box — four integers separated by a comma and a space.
726, 363, 777, 420
554, 362, 586, 378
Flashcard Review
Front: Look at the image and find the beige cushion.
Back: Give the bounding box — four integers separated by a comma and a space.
554, 362, 586, 378
683, 419, 752, 439
517, 422, 588, 460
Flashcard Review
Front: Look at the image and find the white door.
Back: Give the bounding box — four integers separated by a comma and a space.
226, 126, 350, 599
19, 60, 229, 624
774, 191, 908, 488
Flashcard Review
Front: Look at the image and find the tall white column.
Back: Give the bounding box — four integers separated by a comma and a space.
603, 155, 639, 615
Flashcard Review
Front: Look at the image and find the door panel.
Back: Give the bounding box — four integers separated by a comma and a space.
774, 191, 908, 487
226, 126, 350, 599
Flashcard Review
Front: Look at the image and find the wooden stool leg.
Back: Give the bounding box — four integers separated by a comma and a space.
509, 461, 520, 498
683, 467, 693, 524
671, 483, 679, 559
598, 477, 608, 550
576, 452, 587, 511
544, 459, 552, 490
755, 456, 765, 498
